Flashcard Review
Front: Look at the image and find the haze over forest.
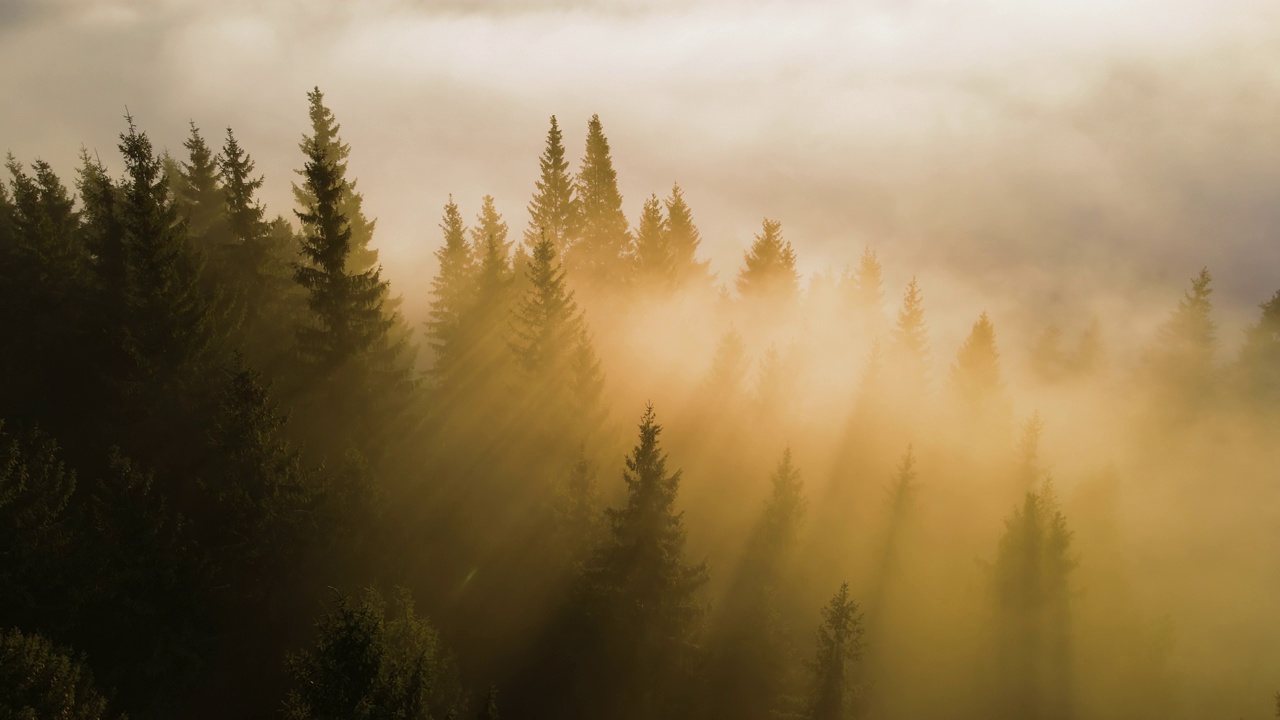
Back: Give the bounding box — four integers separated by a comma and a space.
1, 1, 1279, 719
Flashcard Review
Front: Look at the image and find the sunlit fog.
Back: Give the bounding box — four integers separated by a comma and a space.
1, 1, 1278, 718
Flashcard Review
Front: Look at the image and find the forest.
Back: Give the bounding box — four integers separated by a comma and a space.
1, 86, 1278, 720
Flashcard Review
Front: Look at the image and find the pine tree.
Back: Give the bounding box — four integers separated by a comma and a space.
173, 121, 226, 259
990, 484, 1076, 719
890, 277, 929, 388
76, 148, 127, 310
1146, 268, 1216, 401
1239, 289, 1280, 407
293, 87, 378, 272
200, 355, 316, 591
706, 327, 749, 400
710, 449, 807, 720
950, 311, 1004, 414
843, 246, 885, 335
525, 116, 580, 255
117, 116, 216, 387
737, 218, 798, 302
510, 233, 585, 380
426, 196, 475, 394
572, 114, 632, 288
633, 194, 672, 289
293, 126, 392, 374
477, 686, 500, 720
460, 196, 516, 403
807, 582, 865, 720
664, 183, 712, 288
219, 127, 298, 354
578, 405, 709, 717
885, 445, 917, 523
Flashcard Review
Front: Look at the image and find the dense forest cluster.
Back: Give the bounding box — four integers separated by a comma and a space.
1, 87, 1278, 719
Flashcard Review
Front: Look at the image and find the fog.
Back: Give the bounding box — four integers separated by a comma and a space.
1, 1, 1279, 719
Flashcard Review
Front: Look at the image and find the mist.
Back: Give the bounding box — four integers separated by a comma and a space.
1, 1, 1279, 719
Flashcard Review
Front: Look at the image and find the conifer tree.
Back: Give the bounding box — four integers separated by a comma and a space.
284, 588, 466, 720
950, 311, 1004, 414
293, 87, 378, 272
117, 116, 216, 388
737, 218, 798, 302
807, 583, 866, 720
890, 277, 929, 388
633, 194, 672, 289
525, 115, 580, 255
200, 356, 316, 592
710, 449, 807, 720
426, 196, 475, 394
1238, 289, 1280, 406
219, 127, 298, 352
844, 246, 885, 334
460, 196, 516, 403
572, 114, 632, 287
664, 183, 712, 288
578, 405, 709, 717
1146, 268, 1217, 402
510, 233, 585, 380
76, 149, 126, 309
990, 484, 1076, 719
706, 326, 749, 400
293, 127, 392, 374
173, 121, 226, 259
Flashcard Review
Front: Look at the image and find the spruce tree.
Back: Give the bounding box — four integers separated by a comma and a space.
890, 277, 929, 389
664, 183, 712, 288
426, 196, 475, 394
633, 194, 672, 289
843, 246, 885, 336
990, 485, 1076, 719
1146, 268, 1217, 404
293, 127, 392, 374
710, 448, 807, 720
293, 87, 378, 272
116, 116, 216, 388
578, 404, 709, 717
510, 233, 585, 380
1239, 289, 1280, 407
173, 121, 227, 260
219, 127, 298, 354
950, 311, 1004, 415
525, 115, 580, 255
807, 582, 866, 720
572, 114, 632, 288
737, 218, 798, 302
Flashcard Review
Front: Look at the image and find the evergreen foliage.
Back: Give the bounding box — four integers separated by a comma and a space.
737, 218, 798, 302
525, 116, 580, 255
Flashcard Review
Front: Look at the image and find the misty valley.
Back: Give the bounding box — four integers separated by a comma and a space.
1, 87, 1278, 720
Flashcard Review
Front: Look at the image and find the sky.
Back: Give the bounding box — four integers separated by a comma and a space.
3, 0, 1279, 343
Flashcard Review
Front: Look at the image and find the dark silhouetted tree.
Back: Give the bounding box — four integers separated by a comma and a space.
525, 115, 580, 255
664, 183, 712, 289
293, 87, 378, 272
0, 628, 110, 720
426, 196, 475, 395
633, 194, 672, 289
293, 128, 392, 374
577, 405, 709, 718
737, 218, 798, 303
990, 484, 1076, 720
572, 115, 631, 288
1238, 289, 1280, 407
283, 588, 466, 720
806, 582, 865, 720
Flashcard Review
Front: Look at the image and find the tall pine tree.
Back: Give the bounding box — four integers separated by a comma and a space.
572, 115, 632, 289
737, 218, 798, 303
525, 116, 580, 256
664, 183, 712, 289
